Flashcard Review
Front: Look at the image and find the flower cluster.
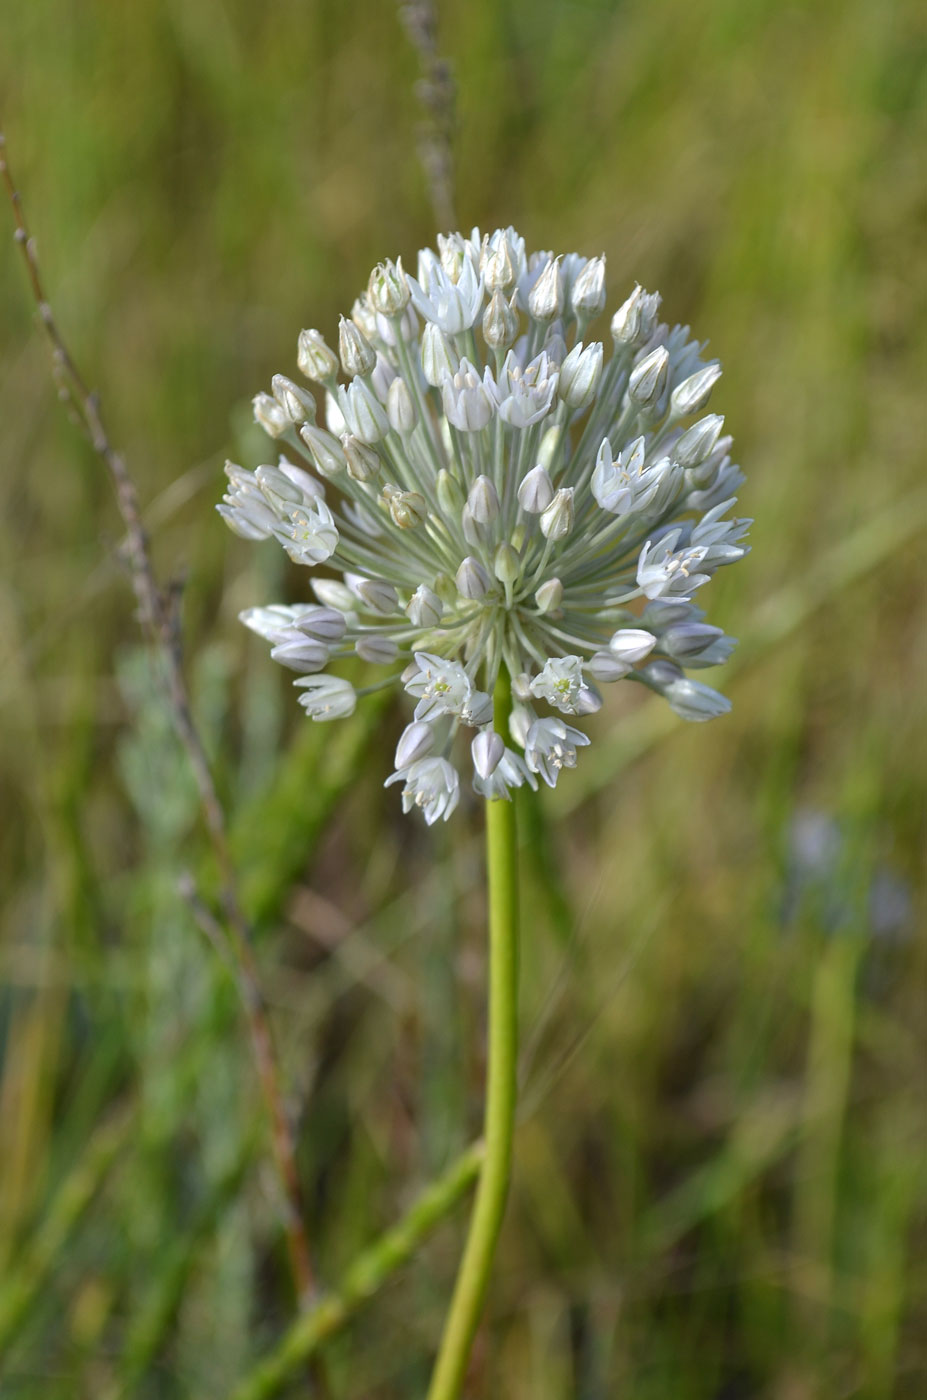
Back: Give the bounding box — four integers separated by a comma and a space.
219, 229, 749, 822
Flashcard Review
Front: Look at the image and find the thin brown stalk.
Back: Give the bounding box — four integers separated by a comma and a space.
398, 1, 457, 229
0, 129, 318, 1311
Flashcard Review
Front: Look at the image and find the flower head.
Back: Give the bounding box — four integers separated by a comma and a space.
219, 229, 749, 819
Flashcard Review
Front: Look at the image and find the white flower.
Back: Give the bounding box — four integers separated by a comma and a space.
385, 757, 460, 824
524, 718, 591, 788
529, 656, 586, 714
404, 652, 473, 722
220, 228, 749, 819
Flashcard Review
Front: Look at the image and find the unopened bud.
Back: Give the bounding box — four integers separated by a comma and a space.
540, 487, 574, 540
300, 423, 347, 477
628, 345, 669, 411
493, 542, 520, 585
342, 435, 381, 481
517, 465, 554, 514
587, 650, 630, 683
339, 315, 376, 378
297, 328, 339, 383
387, 377, 417, 434
370, 353, 396, 404
534, 578, 563, 613
467, 474, 500, 524
472, 729, 505, 780
421, 322, 459, 386
574, 683, 603, 715
395, 720, 435, 769
482, 290, 518, 349
406, 585, 444, 627
272, 375, 317, 424
528, 256, 563, 321
610, 284, 661, 347
608, 628, 657, 662
483, 239, 516, 292
671, 363, 722, 418
350, 576, 399, 615
675, 414, 725, 467
559, 341, 604, 409
356, 634, 400, 665
436, 469, 465, 516
570, 255, 606, 318
253, 392, 289, 438
456, 556, 491, 600
536, 425, 563, 471
368, 258, 409, 315
387, 489, 427, 530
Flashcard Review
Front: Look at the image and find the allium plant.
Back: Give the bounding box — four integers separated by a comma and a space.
219, 227, 749, 1398
220, 227, 748, 824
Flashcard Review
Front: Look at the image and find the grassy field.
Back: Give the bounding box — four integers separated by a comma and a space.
1, 0, 925, 1396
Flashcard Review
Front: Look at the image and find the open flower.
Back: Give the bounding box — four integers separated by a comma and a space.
220, 229, 749, 819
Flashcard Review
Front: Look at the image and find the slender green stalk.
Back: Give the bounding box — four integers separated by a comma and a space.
426, 674, 520, 1400
229, 1142, 484, 1400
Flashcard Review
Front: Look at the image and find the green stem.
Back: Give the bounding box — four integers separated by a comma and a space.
229, 1142, 484, 1400
426, 673, 520, 1400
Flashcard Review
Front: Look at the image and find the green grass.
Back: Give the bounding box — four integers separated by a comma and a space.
1, 0, 925, 1395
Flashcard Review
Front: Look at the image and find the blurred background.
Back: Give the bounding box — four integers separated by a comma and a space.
1, 0, 925, 1395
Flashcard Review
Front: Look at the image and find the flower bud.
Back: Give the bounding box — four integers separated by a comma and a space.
467, 474, 500, 525
387, 489, 427, 530
509, 703, 533, 746
456, 556, 491, 599
674, 414, 725, 468
559, 341, 604, 409
348, 575, 399, 615
461, 503, 486, 548
395, 720, 435, 769
355, 634, 400, 664
483, 239, 516, 293
610, 285, 661, 347
574, 683, 603, 715
406, 585, 444, 628
482, 290, 518, 350
387, 377, 417, 435
297, 328, 339, 383
536, 425, 563, 471
517, 465, 554, 514
671, 363, 722, 418
570, 255, 606, 318
628, 345, 669, 410
436, 469, 465, 517
370, 353, 396, 404
472, 729, 505, 780
342, 435, 380, 482
272, 374, 317, 424
339, 380, 390, 444
493, 542, 520, 585
608, 628, 657, 663
350, 296, 378, 340
540, 487, 574, 540
294, 607, 346, 642
421, 322, 459, 386
528, 256, 563, 321
253, 392, 290, 438
534, 578, 563, 613
463, 690, 494, 727
312, 578, 356, 612
269, 636, 329, 672
300, 423, 347, 477
587, 650, 630, 683
368, 258, 409, 315
339, 315, 376, 378
295, 676, 357, 721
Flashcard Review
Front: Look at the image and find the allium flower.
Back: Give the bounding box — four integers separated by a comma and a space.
220, 228, 750, 819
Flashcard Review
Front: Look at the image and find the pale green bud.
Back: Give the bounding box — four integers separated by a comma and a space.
528, 256, 563, 321
339, 315, 376, 378
436, 468, 465, 516
387, 377, 417, 435
299, 422, 347, 477
342, 435, 381, 482
406, 584, 444, 627
272, 374, 317, 424
467, 474, 500, 525
456, 556, 491, 599
368, 258, 410, 315
628, 345, 669, 410
297, 328, 339, 382
540, 487, 574, 540
253, 392, 289, 438
570, 255, 606, 318
482, 290, 518, 350
421, 322, 459, 386
534, 578, 563, 613
493, 542, 520, 585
